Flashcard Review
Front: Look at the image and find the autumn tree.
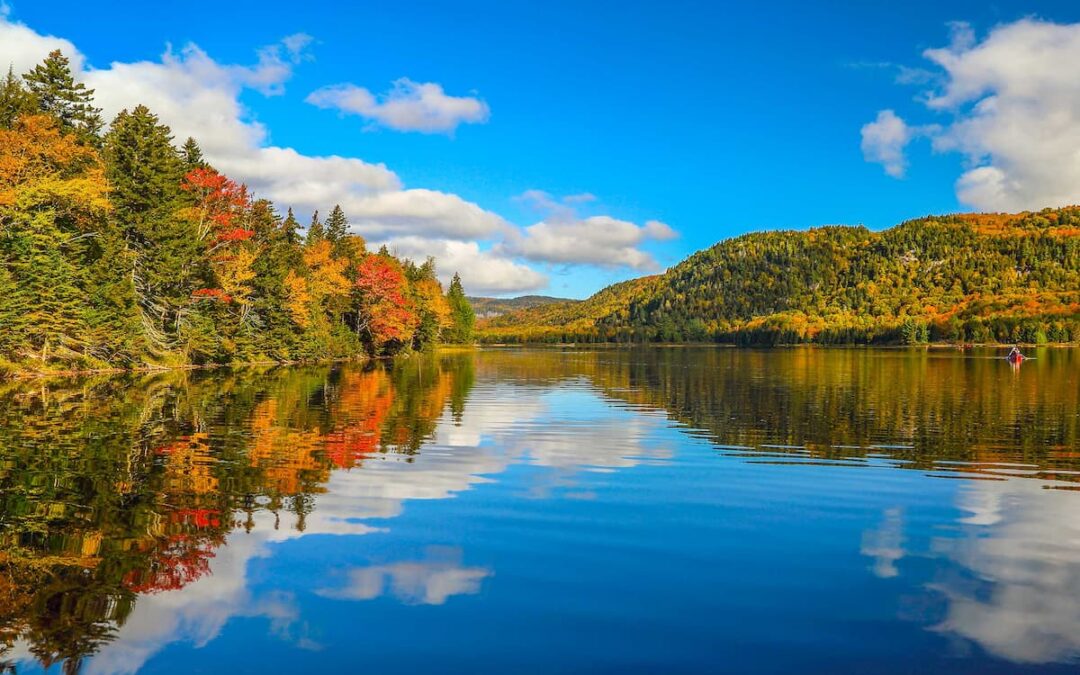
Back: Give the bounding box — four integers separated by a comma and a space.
179, 167, 259, 361
0, 115, 109, 364
353, 254, 417, 353
405, 257, 451, 348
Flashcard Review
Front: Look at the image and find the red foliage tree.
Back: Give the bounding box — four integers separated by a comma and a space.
354, 256, 417, 347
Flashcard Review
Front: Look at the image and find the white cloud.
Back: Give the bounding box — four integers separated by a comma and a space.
344, 188, 510, 240
861, 109, 914, 178
504, 190, 677, 271
866, 18, 1080, 211
386, 236, 549, 295
0, 14, 542, 295
307, 78, 490, 134
0, 13, 674, 298
280, 33, 314, 62
0, 11, 83, 74
79, 42, 402, 203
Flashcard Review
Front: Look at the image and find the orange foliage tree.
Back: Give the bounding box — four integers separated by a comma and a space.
353, 255, 418, 351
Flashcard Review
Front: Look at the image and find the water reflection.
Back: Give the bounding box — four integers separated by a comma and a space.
929, 479, 1080, 664
0, 347, 1078, 673
317, 547, 490, 606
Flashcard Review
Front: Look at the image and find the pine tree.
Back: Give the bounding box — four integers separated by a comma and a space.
181, 137, 207, 170
0, 256, 29, 358
7, 213, 89, 363
104, 106, 184, 234
23, 50, 103, 144
282, 208, 301, 245
306, 210, 324, 243
325, 204, 348, 242
446, 273, 475, 344
0, 67, 37, 129
103, 105, 197, 348
83, 229, 143, 362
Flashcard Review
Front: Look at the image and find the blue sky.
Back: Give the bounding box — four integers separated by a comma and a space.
3, 1, 1080, 297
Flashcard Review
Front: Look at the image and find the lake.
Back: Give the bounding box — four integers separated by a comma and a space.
1, 346, 1079, 674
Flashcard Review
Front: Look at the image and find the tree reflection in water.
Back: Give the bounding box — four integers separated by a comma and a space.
1, 346, 1078, 672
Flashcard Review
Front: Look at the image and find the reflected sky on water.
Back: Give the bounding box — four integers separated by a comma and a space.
1, 347, 1079, 673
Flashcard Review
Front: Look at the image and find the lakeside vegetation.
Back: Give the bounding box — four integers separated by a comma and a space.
0, 51, 475, 377
480, 210, 1080, 345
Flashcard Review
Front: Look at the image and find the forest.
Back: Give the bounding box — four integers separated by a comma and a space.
480, 210, 1080, 345
0, 51, 475, 376
467, 294, 574, 318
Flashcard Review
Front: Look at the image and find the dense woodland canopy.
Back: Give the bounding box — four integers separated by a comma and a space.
0, 51, 475, 375
480, 211, 1080, 345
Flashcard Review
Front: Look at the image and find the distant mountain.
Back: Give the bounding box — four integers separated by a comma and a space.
468, 295, 578, 319
479, 209, 1080, 345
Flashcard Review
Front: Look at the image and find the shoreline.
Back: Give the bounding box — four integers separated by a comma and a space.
1, 344, 482, 382
0, 356, 374, 382
475, 341, 1075, 349
4, 341, 1069, 380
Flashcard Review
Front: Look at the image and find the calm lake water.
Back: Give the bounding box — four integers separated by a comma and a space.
2, 347, 1080, 674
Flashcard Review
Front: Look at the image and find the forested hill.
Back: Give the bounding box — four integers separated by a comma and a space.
468, 295, 576, 318
480, 210, 1080, 345
0, 51, 476, 375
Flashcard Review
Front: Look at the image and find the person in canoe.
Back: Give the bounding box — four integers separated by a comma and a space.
1007, 345, 1025, 363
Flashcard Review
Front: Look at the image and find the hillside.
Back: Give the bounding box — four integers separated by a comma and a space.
468, 295, 576, 318
479, 209, 1080, 345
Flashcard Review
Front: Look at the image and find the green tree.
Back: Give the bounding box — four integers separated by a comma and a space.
446, 273, 475, 343
325, 204, 348, 242
103, 105, 197, 351
104, 106, 184, 233
0, 66, 37, 129
180, 136, 207, 170
23, 50, 103, 143
306, 210, 324, 243
6, 212, 88, 363
282, 207, 301, 246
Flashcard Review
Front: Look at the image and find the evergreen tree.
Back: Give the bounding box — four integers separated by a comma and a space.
446, 273, 475, 343
103, 106, 197, 348
306, 210, 324, 243
0, 67, 37, 129
83, 229, 143, 362
181, 136, 207, 170
282, 207, 301, 246
7, 213, 88, 363
23, 50, 103, 143
104, 106, 184, 234
0, 256, 29, 358
325, 204, 348, 242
